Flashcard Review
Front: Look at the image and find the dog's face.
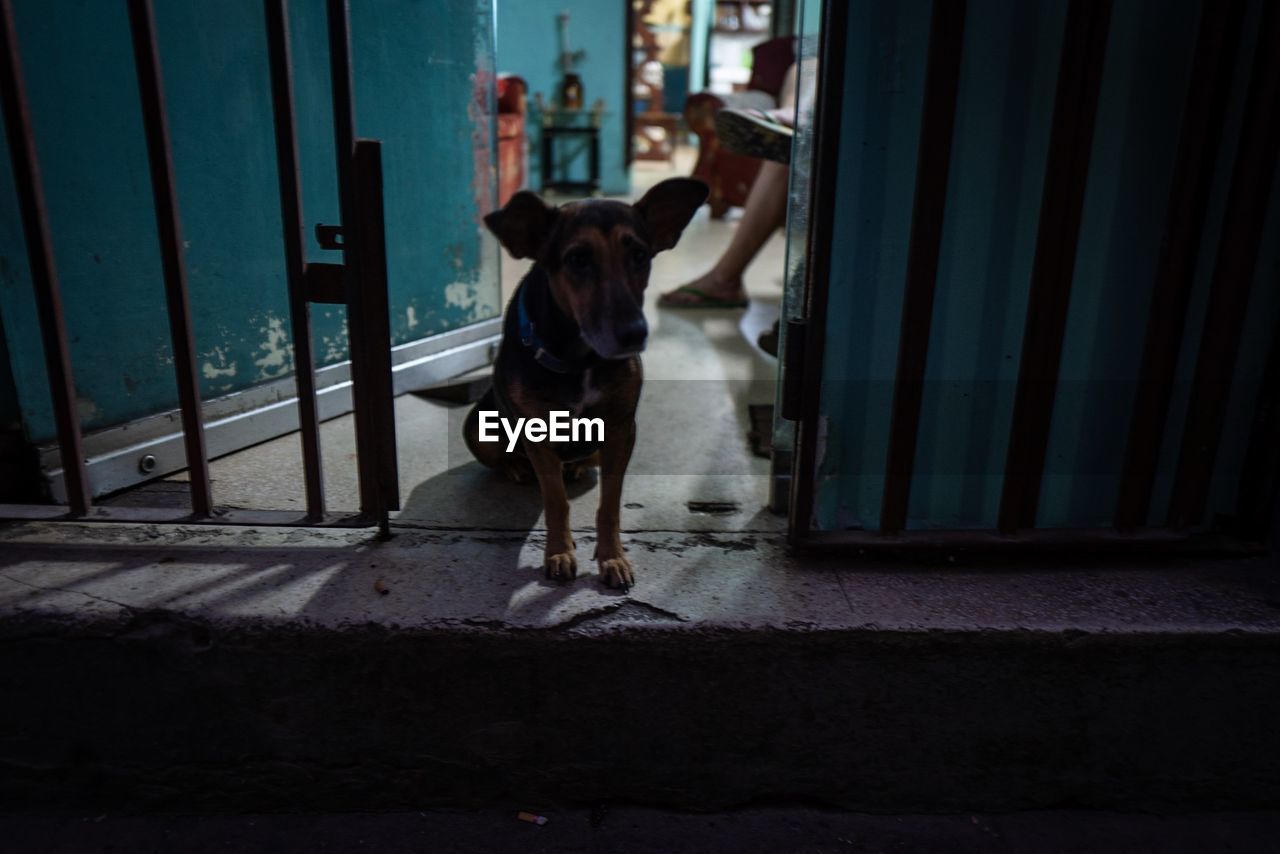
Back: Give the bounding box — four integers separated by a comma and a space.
484, 178, 709, 359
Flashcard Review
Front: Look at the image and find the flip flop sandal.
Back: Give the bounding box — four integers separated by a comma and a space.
657, 285, 749, 309
715, 108, 794, 164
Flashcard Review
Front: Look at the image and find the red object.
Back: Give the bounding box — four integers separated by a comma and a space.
684, 37, 795, 217
496, 75, 528, 208
745, 35, 797, 99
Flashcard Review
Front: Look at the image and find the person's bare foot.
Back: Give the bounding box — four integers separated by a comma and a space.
657, 270, 748, 308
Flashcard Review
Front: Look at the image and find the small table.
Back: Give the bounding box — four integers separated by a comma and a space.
537, 105, 608, 195
634, 111, 679, 163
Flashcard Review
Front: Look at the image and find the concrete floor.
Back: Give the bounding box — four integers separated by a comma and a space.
4, 520, 1278, 634
141, 148, 789, 536
3, 517, 1279, 812
7, 808, 1280, 854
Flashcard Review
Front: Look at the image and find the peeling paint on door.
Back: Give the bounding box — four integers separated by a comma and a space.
0, 0, 501, 443
201, 347, 237, 380
253, 316, 293, 380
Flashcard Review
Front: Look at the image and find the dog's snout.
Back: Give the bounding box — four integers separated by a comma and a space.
616, 317, 648, 352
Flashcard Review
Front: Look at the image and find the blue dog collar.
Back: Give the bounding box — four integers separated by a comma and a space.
516, 285, 577, 374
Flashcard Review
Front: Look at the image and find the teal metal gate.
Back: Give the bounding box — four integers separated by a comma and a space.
0, 0, 502, 533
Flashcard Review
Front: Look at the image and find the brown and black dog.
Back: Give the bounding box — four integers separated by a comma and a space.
464, 178, 708, 590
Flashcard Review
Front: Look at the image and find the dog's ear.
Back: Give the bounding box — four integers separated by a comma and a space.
484, 191, 558, 260
633, 178, 709, 252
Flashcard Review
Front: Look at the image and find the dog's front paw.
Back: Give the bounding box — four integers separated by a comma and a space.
598, 556, 634, 592
544, 550, 578, 582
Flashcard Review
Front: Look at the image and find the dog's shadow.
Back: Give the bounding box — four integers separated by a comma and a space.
397, 450, 606, 591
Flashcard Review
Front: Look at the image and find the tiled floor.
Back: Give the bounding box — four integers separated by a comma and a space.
149, 146, 790, 534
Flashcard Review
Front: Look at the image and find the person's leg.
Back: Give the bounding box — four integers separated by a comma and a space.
659, 61, 797, 308
659, 159, 788, 306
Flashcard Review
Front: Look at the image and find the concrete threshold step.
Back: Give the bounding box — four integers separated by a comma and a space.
1, 521, 1278, 813
6, 808, 1280, 854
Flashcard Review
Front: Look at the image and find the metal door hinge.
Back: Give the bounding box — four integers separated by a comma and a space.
780, 317, 807, 421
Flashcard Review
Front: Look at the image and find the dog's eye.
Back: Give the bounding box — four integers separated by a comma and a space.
629, 247, 651, 271
563, 248, 594, 275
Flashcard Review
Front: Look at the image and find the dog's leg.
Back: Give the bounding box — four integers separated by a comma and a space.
594, 419, 636, 591
525, 441, 577, 581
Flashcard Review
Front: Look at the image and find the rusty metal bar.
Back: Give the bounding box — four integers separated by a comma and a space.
126, 0, 212, 517
1113, 1, 1244, 531
879, 0, 967, 535
997, 0, 1112, 534
0, 0, 90, 515
324, 0, 394, 537
265, 0, 325, 521
326, 0, 356, 224
324, 0, 373, 524
353, 139, 399, 520
1167, 0, 1280, 531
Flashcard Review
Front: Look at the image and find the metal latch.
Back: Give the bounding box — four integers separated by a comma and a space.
315, 223, 344, 250
304, 262, 346, 304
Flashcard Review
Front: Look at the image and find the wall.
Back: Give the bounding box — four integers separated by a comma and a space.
0, 0, 500, 444
813, 0, 1280, 531
494, 0, 629, 195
